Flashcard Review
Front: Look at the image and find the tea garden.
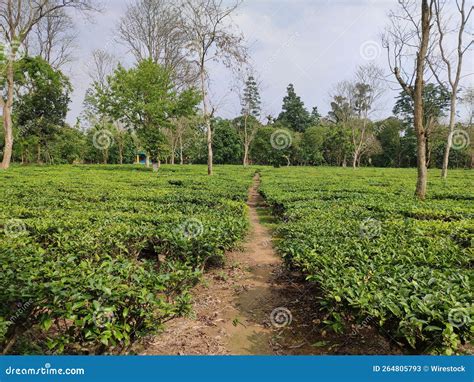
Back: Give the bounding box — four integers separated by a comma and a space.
260, 166, 473, 353
0, 165, 472, 354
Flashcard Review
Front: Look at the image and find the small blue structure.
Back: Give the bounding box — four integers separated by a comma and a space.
135, 152, 148, 165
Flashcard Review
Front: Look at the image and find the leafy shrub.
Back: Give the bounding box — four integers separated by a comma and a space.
260, 167, 473, 353
0, 164, 253, 354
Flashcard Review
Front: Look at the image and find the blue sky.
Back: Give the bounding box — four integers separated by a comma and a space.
66, 0, 473, 125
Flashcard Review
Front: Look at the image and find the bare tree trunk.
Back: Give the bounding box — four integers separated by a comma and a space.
179, 135, 184, 165
441, 98, 456, 178
170, 138, 176, 165
118, 140, 124, 165
352, 153, 358, 169
430, 0, 471, 179
243, 143, 249, 167
0, 61, 15, 170
206, 119, 213, 175
413, 0, 431, 200
200, 67, 213, 175
243, 114, 249, 166
415, 129, 428, 198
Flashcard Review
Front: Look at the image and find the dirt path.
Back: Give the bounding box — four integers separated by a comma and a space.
140, 174, 400, 355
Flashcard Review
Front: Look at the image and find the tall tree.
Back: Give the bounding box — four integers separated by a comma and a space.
237, 74, 261, 166
0, 0, 96, 170
277, 83, 311, 132
83, 49, 122, 164
15, 56, 71, 163
180, 0, 247, 175
328, 81, 355, 167
383, 0, 435, 199
92, 60, 199, 171
24, 8, 77, 69
428, 0, 472, 178
351, 64, 385, 168
117, 0, 196, 89
310, 106, 321, 125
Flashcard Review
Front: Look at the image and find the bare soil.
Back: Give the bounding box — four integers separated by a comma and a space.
140, 174, 403, 355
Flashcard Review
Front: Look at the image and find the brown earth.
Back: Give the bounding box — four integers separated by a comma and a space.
139, 174, 403, 355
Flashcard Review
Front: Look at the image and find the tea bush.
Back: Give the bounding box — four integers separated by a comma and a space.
260, 167, 473, 353
0, 165, 254, 354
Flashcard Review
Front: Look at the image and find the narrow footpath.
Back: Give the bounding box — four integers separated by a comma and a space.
141, 174, 398, 355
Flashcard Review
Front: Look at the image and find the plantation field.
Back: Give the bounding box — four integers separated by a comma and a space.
260, 167, 473, 353
0, 165, 254, 354
1, 165, 472, 355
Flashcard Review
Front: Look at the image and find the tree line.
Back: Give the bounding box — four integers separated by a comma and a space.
0, 0, 472, 200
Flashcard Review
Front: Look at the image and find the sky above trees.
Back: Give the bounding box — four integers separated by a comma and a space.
66, 0, 472, 125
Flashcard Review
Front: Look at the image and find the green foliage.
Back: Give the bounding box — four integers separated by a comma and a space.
0, 165, 253, 354
250, 125, 294, 166
329, 95, 352, 123
372, 118, 405, 167
320, 124, 352, 166
260, 167, 473, 353
241, 76, 261, 118
90, 60, 200, 162
300, 126, 325, 165
277, 84, 312, 132
13, 56, 72, 163
212, 118, 243, 164
393, 84, 451, 128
